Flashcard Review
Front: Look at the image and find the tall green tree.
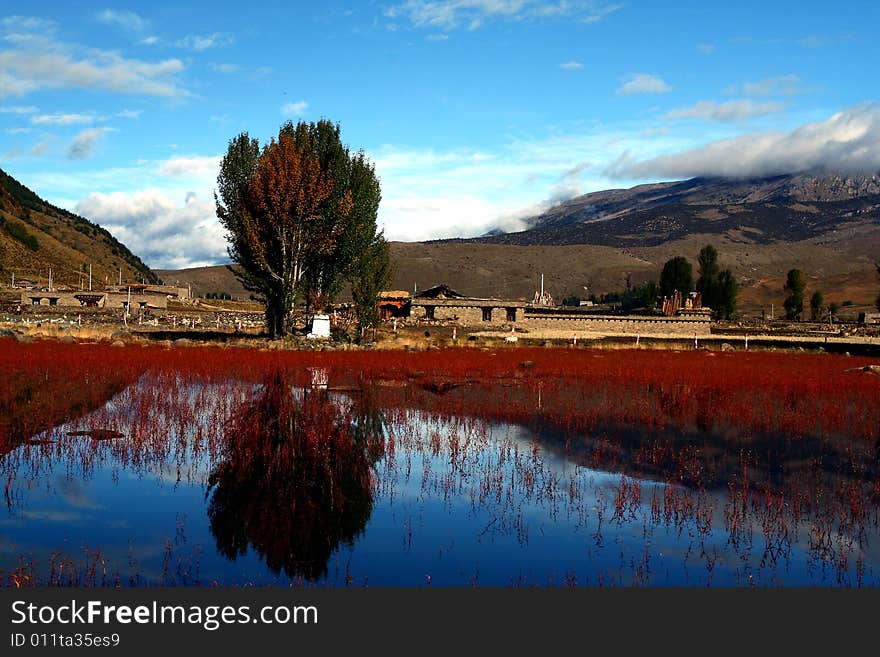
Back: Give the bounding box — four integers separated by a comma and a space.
783, 269, 807, 320
642, 281, 660, 311
215, 121, 383, 338
716, 269, 739, 319
351, 234, 391, 341
696, 244, 720, 309
659, 256, 693, 298
810, 290, 824, 321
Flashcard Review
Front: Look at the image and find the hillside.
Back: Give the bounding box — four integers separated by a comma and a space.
0, 168, 158, 288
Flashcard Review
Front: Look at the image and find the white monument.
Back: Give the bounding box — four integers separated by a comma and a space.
307, 314, 331, 339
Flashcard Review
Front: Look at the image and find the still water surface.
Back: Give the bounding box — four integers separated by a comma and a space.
2, 373, 877, 586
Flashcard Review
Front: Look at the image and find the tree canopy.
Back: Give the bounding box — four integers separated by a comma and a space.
696, 245, 720, 309
659, 256, 693, 298
216, 120, 387, 338
783, 269, 806, 320
810, 290, 824, 321
696, 244, 738, 319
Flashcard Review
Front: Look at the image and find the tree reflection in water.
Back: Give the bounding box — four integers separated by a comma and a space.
207, 370, 385, 581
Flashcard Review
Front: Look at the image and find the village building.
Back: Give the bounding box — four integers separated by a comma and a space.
382, 282, 713, 337
410, 284, 528, 324
377, 290, 412, 319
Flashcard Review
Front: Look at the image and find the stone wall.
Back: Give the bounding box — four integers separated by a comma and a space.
21, 291, 168, 309
409, 301, 708, 336
105, 293, 168, 310
519, 312, 711, 337
414, 303, 523, 326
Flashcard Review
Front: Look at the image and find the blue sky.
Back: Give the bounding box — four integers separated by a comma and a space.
1, 1, 878, 268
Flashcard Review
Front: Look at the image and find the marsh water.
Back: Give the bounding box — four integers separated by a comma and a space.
2, 367, 878, 587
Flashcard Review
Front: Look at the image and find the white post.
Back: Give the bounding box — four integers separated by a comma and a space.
119, 268, 122, 286
540, 274, 544, 302
11, 272, 14, 288
89, 264, 92, 291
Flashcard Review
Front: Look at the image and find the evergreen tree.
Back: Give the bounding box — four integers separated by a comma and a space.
716, 269, 738, 319
810, 290, 824, 321
783, 269, 806, 320
659, 256, 693, 298
351, 234, 391, 342
696, 244, 720, 309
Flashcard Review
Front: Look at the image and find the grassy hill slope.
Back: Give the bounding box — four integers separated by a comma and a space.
0, 168, 158, 288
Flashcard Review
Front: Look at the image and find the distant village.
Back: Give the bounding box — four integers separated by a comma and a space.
2, 267, 879, 352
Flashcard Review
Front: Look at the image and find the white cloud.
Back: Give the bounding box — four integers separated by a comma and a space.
0, 104, 38, 114
735, 74, 805, 97
665, 99, 784, 122
367, 127, 685, 241
559, 60, 584, 70
176, 33, 234, 51
209, 62, 241, 74
616, 73, 671, 96
67, 128, 111, 160
0, 15, 55, 44
384, 1, 622, 31
116, 109, 143, 119
95, 9, 148, 32
141, 36, 160, 45
607, 104, 880, 180
30, 141, 50, 156
697, 43, 716, 54
157, 155, 221, 180
0, 43, 188, 99
74, 190, 229, 269
281, 100, 308, 116
32, 112, 98, 125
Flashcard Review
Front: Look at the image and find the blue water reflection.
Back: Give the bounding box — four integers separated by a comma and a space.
1, 374, 877, 587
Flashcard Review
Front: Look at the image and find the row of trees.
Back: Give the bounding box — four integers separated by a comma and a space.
216, 120, 389, 338
658, 245, 739, 319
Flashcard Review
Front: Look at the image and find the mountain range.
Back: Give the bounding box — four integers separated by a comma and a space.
474, 172, 880, 248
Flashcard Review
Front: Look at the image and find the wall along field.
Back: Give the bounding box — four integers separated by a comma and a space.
1, 339, 879, 586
